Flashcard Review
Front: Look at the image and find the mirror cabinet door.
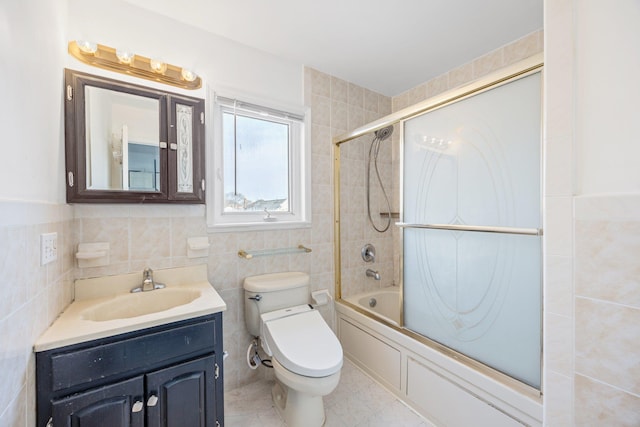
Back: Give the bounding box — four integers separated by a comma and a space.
65, 69, 204, 203
168, 96, 205, 202
84, 86, 164, 193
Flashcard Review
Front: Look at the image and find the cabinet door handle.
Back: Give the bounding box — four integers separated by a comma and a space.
132, 401, 144, 413
147, 395, 159, 407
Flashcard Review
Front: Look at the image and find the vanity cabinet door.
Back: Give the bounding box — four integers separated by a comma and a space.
145, 354, 217, 427
52, 376, 144, 427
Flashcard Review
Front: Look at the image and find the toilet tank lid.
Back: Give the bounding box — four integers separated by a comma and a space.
243, 272, 309, 292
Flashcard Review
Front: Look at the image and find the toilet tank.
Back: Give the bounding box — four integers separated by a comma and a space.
243, 272, 310, 337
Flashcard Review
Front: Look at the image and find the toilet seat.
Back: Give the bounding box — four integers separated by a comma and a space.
261, 305, 343, 378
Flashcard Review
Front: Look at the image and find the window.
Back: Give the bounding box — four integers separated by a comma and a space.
208, 94, 310, 230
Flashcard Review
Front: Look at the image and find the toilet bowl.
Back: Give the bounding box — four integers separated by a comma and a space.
260, 305, 343, 427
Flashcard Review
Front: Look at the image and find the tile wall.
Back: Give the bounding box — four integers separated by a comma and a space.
338, 130, 399, 297
572, 195, 640, 425
308, 69, 395, 299
542, 0, 574, 423
545, 1, 640, 424
0, 202, 75, 426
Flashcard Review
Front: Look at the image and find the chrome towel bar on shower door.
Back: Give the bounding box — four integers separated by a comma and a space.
396, 223, 543, 236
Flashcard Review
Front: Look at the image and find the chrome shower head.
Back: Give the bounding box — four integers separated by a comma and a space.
374, 125, 394, 141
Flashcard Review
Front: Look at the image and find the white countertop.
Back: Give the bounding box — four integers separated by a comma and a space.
34, 264, 226, 352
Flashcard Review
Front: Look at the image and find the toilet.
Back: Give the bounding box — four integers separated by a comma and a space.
243, 272, 343, 427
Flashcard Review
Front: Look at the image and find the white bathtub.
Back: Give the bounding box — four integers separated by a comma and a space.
345, 287, 400, 326
337, 289, 543, 427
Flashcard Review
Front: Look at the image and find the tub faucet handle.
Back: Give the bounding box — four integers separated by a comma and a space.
361, 243, 376, 262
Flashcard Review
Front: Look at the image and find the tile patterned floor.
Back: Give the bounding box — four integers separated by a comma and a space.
224, 358, 431, 426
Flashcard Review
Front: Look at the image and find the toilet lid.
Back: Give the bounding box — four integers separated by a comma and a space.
262, 307, 343, 378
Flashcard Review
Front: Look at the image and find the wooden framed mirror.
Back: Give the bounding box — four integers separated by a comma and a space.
64, 69, 205, 203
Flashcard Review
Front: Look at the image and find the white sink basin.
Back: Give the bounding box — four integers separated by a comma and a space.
34, 265, 227, 352
82, 288, 201, 321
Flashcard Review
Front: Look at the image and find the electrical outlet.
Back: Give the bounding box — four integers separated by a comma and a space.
41, 232, 58, 265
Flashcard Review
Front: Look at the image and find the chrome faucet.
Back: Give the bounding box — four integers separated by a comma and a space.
131, 267, 166, 293
366, 269, 381, 280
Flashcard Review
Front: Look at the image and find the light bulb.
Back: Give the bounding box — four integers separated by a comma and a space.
149, 58, 167, 74
76, 40, 97, 54
181, 68, 197, 82
116, 49, 134, 64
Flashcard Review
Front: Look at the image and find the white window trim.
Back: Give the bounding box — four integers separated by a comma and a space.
206, 87, 311, 232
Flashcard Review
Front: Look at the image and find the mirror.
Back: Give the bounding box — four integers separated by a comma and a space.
64, 69, 205, 203
85, 87, 160, 192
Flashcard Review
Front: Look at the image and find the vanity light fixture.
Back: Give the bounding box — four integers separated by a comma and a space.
68, 40, 202, 90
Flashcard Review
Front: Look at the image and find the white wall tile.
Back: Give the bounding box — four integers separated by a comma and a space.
575, 194, 640, 221
544, 196, 573, 257
544, 135, 573, 197
542, 371, 573, 426
544, 255, 573, 317
575, 374, 640, 426
544, 313, 573, 375
575, 219, 640, 308
575, 297, 640, 395
472, 49, 504, 79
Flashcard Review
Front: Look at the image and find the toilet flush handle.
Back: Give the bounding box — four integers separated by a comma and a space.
248, 294, 262, 301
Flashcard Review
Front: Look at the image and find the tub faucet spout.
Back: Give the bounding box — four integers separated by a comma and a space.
366, 269, 381, 280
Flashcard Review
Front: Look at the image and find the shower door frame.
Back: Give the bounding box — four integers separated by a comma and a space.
333, 53, 544, 399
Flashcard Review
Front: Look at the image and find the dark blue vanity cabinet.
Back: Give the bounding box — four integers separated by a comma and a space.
36, 313, 224, 427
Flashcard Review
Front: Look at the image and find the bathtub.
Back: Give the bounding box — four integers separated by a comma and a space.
336, 289, 543, 426
344, 287, 400, 326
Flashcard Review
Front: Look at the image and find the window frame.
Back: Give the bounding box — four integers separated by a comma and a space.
207, 89, 311, 231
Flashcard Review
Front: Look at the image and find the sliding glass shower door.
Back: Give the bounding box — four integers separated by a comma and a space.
401, 72, 542, 388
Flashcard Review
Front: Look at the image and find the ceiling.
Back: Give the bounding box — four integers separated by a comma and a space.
123, 0, 543, 97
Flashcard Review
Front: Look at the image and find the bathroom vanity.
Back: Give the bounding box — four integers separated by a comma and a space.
34, 265, 226, 427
